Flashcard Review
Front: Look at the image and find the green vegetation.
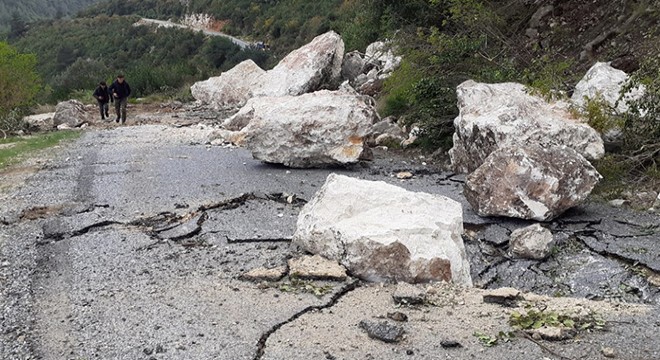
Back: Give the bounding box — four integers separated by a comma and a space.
0, 42, 41, 135
509, 308, 605, 332
0, 130, 81, 169
473, 331, 514, 347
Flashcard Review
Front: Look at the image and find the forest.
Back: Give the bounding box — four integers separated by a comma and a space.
0, 0, 104, 33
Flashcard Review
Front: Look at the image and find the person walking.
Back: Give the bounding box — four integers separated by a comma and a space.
109, 74, 131, 124
92, 81, 111, 120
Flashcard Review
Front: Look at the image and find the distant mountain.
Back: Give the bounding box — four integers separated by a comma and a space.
0, 0, 104, 32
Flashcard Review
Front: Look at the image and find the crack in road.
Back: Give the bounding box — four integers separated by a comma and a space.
252, 280, 361, 360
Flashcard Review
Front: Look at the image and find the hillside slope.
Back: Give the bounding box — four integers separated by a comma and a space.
0, 0, 104, 33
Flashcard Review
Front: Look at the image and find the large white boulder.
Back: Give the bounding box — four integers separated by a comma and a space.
464, 145, 602, 221
293, 174, 472, 285
190, 60, 266, 110
449, 80, 604, 174
365, 41, 402, 75
571, 62, 645, 114
191, 31, 344, 108
53, 100, 88, 128
253, 31, 345, 97
23, 112, 55, 130
224, 90, 376, 167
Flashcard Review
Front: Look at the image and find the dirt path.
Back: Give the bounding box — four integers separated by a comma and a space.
0, 117, 659, 359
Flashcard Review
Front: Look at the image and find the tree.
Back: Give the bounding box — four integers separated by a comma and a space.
8, 12, 28, 40
0, 42, 41, 134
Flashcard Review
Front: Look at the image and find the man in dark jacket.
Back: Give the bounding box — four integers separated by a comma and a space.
92, 81, 111, 120
109, 74, 131, 124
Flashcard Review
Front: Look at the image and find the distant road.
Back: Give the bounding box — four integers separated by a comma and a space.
136, 18, 252, 49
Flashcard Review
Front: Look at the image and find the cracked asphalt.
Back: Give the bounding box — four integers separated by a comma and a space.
1, 123, 659, 360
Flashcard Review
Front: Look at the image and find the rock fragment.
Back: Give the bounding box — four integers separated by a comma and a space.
359, 320, 405, 343
482, 287, 522, 306
510, 224, 554, 260
287, 255, 347, 281
392, 283, 426, 305
240, 266, 288, 282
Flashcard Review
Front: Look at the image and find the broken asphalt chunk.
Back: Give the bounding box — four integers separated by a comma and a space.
482, 287, 522, 306
392, 282, 426, 305
359, 320, 405, 343
240, 266, 288, 282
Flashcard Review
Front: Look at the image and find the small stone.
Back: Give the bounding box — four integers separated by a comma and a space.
387, 312, 408, 322
240, 266, 288, 282
393, 283, 426, 305
288, 255, 347, 281
406, 349, 414, 355
648, 273, 660, 287
509, 224, 554, 260
155, 344, 166, 353
143, 347, 154, 355
529, 326, 576, 341
396, 171, 414, 179
601, 347, 616, 358
440, 340, 462, 348
482, 287, 522, 306
359, 320, 405, 343
608, 199, 628, 208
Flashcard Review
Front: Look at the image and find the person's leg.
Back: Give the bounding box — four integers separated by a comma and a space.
103, 102, 109, 117
114, 100, 121, 122
120, 98, 127, 123
99, 102, 105, 119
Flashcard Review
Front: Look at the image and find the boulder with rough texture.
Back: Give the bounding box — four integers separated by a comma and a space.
226, 90, 377, 168
510, 224, 554, 260
449, 80, 604, 173
571, 62, 645, 114
240, 266, 288, 282
253, 31, 344, 97
293, 174, 472, 285
190, 60, 265, 109
341, 50, 365, 83
367, 119, 406, 147
365, 41, 402, 75
464, 145, 601, 221
23, 112, 55, 130
53, 100, 88, 128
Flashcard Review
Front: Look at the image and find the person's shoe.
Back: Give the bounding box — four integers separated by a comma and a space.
121, 118, 126, 124
115, 117, 119, 123
105, 111, 109, 117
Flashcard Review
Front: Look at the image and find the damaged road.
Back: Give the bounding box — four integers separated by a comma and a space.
1, 124, 659, 359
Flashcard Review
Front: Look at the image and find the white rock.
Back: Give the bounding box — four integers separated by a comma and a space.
365, 41, 402, 74
449, 80, 604, 173
53, 100, 88, 128
190, 60, 266, 110
464, 145, 601, 221
293, 174, 472, 285
253, 31, 344, 97
23, 112, 55, 130
225, 90, 376, 168
571, 62, 645, 114
510, 224, 554, 260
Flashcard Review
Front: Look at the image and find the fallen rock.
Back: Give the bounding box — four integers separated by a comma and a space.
190, 60, 265, 110
226, 91, 376, 168
293, 174, 472, 285
571, 62, 645, 114
386, 312, 408, 322
359, 320, 404, 343
439, 340, 463, 348
464, 145, 601, 221
23, 112, 55, 130
367, 119, 406, 147
341, 50, 365, 83
392, 283, 426, 305
253, 31, 344, 97
288, 255, 347, 281
601, 347, 617, 358
529, 326, 576, 341
482, 287, 522, 306
53, 100, 88, 128
449, 80, 604, 173
395, 171, 413, 180
510, 224, 554, 260
364, 41, 402, 75
240, 266, 288, 282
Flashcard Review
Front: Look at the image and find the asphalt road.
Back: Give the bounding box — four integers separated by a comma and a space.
0, 124, 658, 360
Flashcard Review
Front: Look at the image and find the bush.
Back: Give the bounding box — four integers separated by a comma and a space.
0, 41, 41, 135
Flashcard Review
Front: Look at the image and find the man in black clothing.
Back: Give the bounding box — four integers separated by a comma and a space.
92, 81, 111, 120
109, 74, 131, 124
